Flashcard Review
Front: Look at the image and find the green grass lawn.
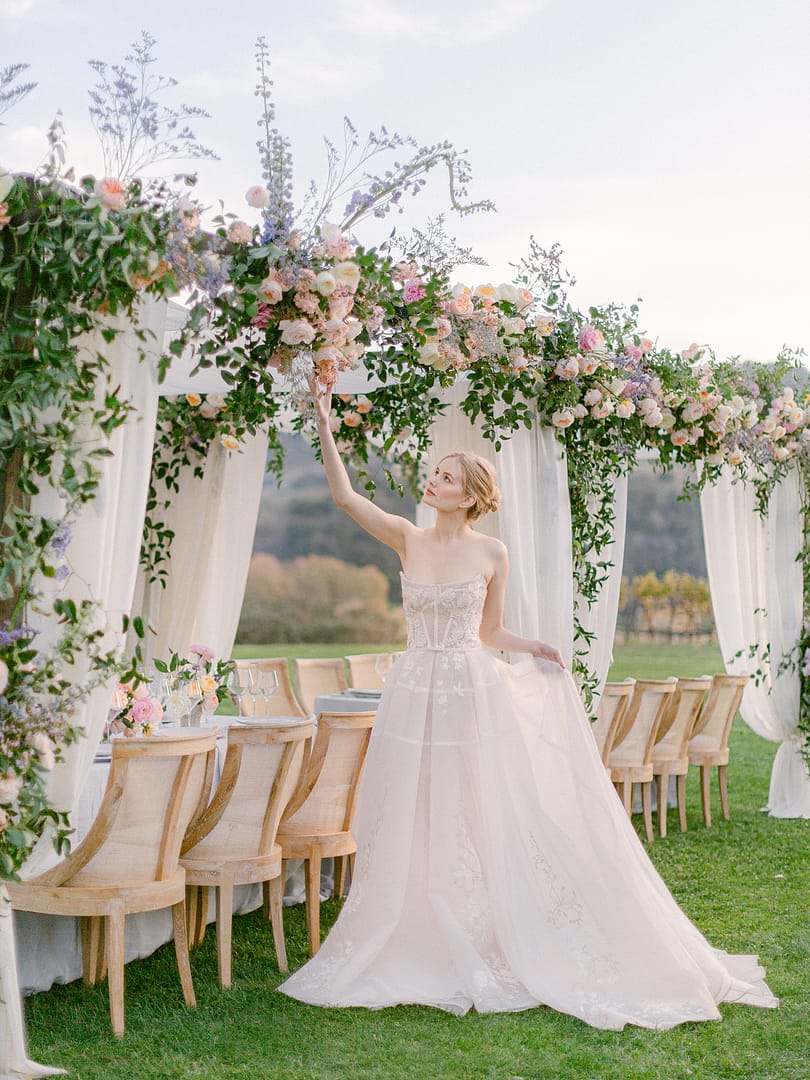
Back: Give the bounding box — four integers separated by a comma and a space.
22, 641, 810, 1079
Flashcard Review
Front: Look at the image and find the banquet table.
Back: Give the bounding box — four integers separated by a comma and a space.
15, 715, 334, 995
313, 689, 382, 715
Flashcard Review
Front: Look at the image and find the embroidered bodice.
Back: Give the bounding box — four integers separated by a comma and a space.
401, 574, 488, 651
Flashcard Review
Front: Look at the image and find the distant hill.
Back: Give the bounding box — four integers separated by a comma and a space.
251, 438, 707, 588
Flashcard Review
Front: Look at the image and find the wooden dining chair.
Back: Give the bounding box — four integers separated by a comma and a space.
688, 673, 748, 826
344, 653, 386, 689
607, 679, 677, 843
590, 680, 636, 766
293, 658, 348, 714
181, 717, 313, 986
651, 676, 712, 837
235, 657, 307, 717
8, 730, 217, 1036
277, 710, 375, 956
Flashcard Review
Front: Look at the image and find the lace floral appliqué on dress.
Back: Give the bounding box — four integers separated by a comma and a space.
279, 575, 777, 1029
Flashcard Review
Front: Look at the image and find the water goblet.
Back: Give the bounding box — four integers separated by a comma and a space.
374, 653, 394, 684
247, 664, 263, 717
259, 669, 279, 713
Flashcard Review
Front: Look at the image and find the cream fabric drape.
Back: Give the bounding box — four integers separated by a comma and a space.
3, 299, 165, 1080
578, 474, 628, 697
419, 384, 574, 664
701, 465, 810, 817
132, 428, 270, 665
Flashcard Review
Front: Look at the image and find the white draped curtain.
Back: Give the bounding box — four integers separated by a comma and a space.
701, 465, 810, 818
420, 384, 627, 686
131, 427, 270, 665
3, 298, 166, 1080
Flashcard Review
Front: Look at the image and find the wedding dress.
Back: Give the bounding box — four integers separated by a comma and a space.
279, 574, 777, 1029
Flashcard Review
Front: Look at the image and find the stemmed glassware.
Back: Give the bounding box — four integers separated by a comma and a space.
259, 669, 279, 713
247, 664, 263, 716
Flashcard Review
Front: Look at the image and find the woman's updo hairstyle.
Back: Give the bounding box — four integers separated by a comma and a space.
444, 451, 501, 521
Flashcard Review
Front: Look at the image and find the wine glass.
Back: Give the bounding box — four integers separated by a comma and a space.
184, 677, 204, 727
247, 664, 263, 717
374, 653, 394, 685
259, 669, 279, 713
224, 668, 246, 716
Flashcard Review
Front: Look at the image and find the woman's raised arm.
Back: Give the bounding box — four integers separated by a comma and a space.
312, 381, 413, 556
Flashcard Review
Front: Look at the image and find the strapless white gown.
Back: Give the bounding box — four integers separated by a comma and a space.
279, 575, 777, 1029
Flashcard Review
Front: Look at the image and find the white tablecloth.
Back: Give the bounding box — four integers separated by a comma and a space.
15, 717, 332, 995
314, 690, 382, 715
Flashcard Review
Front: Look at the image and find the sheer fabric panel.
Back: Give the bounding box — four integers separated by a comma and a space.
701, 466, 809, 817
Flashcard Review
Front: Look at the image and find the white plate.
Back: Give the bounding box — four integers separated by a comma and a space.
349, 689, 383, 698
94, 744, 113, 761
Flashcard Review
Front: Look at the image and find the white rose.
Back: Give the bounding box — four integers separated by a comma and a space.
726, 448, 744, 466
245, 185, 270, 208
418, 340, 443, 367
207, 393, 227, 409
500, 316, 525, 336
572, 403, 588, 419
772, 446, 790, 462
0, 658, 7, 694
592, 400, 615, 419
615, 399, 636, 419
313, 271, 337, 296
0, 774, 23, 804
609, 377, 627, 396
659, 410, 677, 431
452, 282, 472, 298
333, 261, 362, 291
643, 408, 664, 427
497, 283, 519, 305
320, 221, 343, 254
0, 167, 14, 202
260, 277, 284, 304
30, 732, 56, 771
279, 319, 317, 346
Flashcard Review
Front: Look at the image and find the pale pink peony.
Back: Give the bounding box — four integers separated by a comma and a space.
624, 345, 643, 363
94, 176, 127, 211
578, 325, 605, 352
245, 185, 270, 208
279, 319, 317, 346
681, 342, 702, 362
130, 698, 154, 724
190, 643, 215, 662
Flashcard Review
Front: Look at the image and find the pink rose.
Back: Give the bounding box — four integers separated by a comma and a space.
279, 319, 317, 346
624, 345, 643, 362
245, 185, 270, 208
554, 356, 580, 380
189, 643, 215, 662
0, 774, 23, 804
94, 176, 127, 211
670, 429, 689, 446
615, 399, 636, 419
515, 288, 534, 311
130, 698, 154, 723
578, 325, 605, 352
551, 409, 575, 429
584, 388, 603, 406
592, 400, 614, 419
403, 279, 427, 304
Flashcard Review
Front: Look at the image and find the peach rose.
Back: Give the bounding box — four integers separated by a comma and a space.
186, 393, 202, 407
279, 319, 317, 346
474, 284, 498, 302
584, 388, 603, 406
220, 432, 240, 451
615, 399, 636, 419
333, 261, 361, 291
260, 277, 284, 304
515, 288, 534, 311
592, 400, 614, 419
0, 774, 23, 804
448, 293, 475, 318
551, 409, 575, 429
94, 176, 127, 211
535, 315, 555, 337
342, 410, 364, 428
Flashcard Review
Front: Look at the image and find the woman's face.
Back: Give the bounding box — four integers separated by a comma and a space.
423, 457, 468, 513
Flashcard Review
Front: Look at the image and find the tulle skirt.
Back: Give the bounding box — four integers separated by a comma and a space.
279, 648, 777, 1029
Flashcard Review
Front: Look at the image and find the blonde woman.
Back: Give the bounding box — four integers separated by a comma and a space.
280, 384, 776, 1029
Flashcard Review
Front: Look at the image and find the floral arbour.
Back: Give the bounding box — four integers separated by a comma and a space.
3, 36, 810, 883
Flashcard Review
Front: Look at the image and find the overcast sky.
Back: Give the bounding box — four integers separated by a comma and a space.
3, 0, 809, 363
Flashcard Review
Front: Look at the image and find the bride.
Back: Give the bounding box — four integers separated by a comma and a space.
279, 383, 777, 1030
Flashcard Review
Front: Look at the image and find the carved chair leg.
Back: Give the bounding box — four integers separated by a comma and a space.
172, 900, 197, 1009
306, 850, 323, 957
81, 916, 105, 986
267, 873, 288, 972
641, 782, 654, 843
656, 773, 668, 838
216, 875, 234, 989
700, 764, 712, 827
677, 773, 687, 832
718, 764, 730, 820
106, 907, 126, 1037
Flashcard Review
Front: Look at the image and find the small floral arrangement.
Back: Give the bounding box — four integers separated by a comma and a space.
154, 644, 235, 715
105, 678, 164, 738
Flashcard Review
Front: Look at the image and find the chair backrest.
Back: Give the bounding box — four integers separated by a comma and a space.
182, 719, 313, 861
281, 711, 375, 835
610, 680, 677, 767
591, 680, 635, 764
235, 657, 307, 717
36, 730, 218, 889
653, 676, 712, 759
345, 653, 385, 689
293, 658, 348, 714
690, 673, 748, 751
